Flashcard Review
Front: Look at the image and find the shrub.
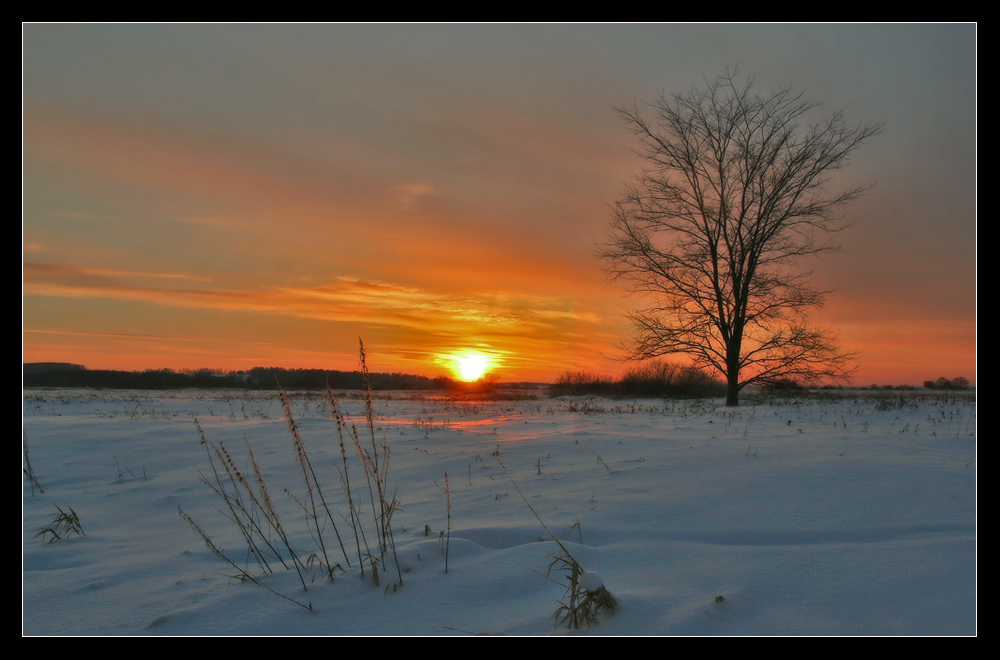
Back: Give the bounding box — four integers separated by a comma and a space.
761, 377, 807, 391
550, 371, 617, 396
550, 361, 724, 399
924, 376, 973, 390
618, 361, 725, 398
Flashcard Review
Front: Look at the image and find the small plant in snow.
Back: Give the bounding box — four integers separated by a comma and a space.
548, 551, 617, 629
23, 431, 43, 495
35, 504, 84, 543
497, 457, 616, 629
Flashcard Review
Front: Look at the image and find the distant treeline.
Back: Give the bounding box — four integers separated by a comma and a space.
23, 363, 452, 391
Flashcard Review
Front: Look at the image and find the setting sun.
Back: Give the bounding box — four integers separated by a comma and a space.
454, 354, 490, 381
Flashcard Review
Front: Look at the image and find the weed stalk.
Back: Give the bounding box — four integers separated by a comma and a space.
181, 340, 403, 607
178, 506, 311, 611
444, 471, 451, 574
278, 382, 351, 575
327, 386, 368, 577
358, 339, 403, 588
23, 431, 43, 495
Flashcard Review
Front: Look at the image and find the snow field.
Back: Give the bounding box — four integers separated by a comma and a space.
23, 390, 975, 635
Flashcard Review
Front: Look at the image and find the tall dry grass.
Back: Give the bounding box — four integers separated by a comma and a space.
179, 338, 404, 609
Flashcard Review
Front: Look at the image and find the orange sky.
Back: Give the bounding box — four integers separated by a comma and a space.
23, 25, 976, 385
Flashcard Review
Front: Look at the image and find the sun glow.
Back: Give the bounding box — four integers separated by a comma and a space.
454, 353, 490, 382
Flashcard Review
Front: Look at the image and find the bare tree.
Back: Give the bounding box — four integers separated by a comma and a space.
602, 70, 881, 406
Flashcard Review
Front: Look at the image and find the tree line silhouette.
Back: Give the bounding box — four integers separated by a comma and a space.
23, 363, 452, 391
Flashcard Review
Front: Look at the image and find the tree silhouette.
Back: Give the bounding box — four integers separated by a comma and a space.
602, 69, 881, 406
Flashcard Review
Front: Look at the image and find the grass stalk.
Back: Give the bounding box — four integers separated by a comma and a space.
245, 438, 308, 590
358, 339, 403, 588
196, 419, 272, 574
278, 383, 351, 574
216, 440, 289, 570
178, 506, 311, 612
445, 471, 451, 574
327, 386, 369, 577
23, 431, 44, 495
182, 340, 403, 605
34, 504, 84, 543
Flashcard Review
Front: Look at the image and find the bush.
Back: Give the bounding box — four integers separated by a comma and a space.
550, 371, 617, 396
761, 378, 806, 393
550, 361, 725, 399
924, 376, 972, 391
618, 361, 725, 398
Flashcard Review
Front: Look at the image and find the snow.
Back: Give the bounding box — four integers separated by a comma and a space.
22, 389, 976, 635
579, 569, 604, 592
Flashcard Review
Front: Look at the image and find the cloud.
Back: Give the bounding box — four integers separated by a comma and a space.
23, 328, 205, 341
387, 183, 433, 211
24, 264, 607, 373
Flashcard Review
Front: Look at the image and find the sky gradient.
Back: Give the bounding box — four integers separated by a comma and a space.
23, 24, 976, 385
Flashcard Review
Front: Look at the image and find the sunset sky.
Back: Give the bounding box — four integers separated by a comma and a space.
23, 24, 976, 385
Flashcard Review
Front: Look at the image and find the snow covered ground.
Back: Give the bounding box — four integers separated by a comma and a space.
22, 389, 976, 635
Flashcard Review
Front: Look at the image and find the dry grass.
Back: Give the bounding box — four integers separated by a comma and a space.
178, 340, 619, 623
444, 471, 451, 574
180, 338, 404, 608
547, 551, 618, 629
23, 431, 43, 495
34, 504, 84, 544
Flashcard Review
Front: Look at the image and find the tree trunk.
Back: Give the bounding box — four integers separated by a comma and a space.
725, 339, 741, 406
725, 377, 740, 407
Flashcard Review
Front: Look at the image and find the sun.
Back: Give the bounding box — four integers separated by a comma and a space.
454, 354, 489, 382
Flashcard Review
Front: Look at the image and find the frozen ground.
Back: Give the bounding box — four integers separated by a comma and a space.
22, 388, 976, 635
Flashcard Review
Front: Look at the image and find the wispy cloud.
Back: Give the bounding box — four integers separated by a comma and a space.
25, 264, 211, 282
23, 327, 209, 341
25, 263, 594, 328
386, 183, 433, 211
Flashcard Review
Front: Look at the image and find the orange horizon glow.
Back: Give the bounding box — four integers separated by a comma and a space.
20, 262, 976, 386
20, 264, 977, 386
21, 321, 976, 387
